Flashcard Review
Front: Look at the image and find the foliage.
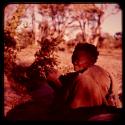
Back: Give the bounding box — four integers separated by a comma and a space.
4, 4, 30, 93
27, 4, 71, 78
4, 30, 16, 48
4, 4, 65, 94
5, 4, 33, 51
67, 4, 121, 46
38, 4, 73, 41
29, 38, 59, 78
4, 31, 17, 77
5, 4, 26, 38
16, 30, 35, 50
97, 33, 122, 49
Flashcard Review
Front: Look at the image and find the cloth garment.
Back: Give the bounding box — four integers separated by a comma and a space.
59, 65, 117, 109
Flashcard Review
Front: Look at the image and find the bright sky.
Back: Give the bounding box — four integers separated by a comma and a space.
101, 10, 122, 35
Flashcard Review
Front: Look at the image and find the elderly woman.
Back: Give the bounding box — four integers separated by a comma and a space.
47, 43, 121, 121
48, 43, 119, 108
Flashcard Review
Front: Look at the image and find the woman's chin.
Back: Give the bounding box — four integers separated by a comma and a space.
74, 67, 84, 72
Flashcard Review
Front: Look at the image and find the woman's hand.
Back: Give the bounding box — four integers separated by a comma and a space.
46, 69, 62, 88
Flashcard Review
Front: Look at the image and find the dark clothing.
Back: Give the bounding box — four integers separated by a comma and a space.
6, 82, 55, 121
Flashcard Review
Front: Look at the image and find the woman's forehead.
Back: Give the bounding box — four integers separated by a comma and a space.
74, 51, 90, 61
75, 50, 90, 56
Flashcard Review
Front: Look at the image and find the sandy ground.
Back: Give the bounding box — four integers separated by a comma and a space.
4, 46, 122, 116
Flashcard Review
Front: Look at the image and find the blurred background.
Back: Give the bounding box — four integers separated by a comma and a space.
4, 3, 122, 116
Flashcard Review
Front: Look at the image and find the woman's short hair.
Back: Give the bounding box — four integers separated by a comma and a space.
72, 43, 99, 65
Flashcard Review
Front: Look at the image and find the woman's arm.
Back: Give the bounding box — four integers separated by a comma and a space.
46, 69, 62, 89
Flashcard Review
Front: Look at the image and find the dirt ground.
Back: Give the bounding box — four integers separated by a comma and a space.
4, 46, 122, 116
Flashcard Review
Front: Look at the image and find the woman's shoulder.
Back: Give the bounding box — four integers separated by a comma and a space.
88, 65, 106, 71
77, 65, 111, 85
86, 65, 110, 76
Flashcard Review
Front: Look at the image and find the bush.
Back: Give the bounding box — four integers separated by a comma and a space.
4, 30, 16, 49
32, 38, 59, 78
16, 30, 35, 51
97, 33, 122, 49
4, 31, 17, 77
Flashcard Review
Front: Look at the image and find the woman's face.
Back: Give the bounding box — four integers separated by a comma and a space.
73, 51, 91, 72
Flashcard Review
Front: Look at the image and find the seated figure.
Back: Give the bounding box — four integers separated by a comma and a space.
47, 43, 121, 121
